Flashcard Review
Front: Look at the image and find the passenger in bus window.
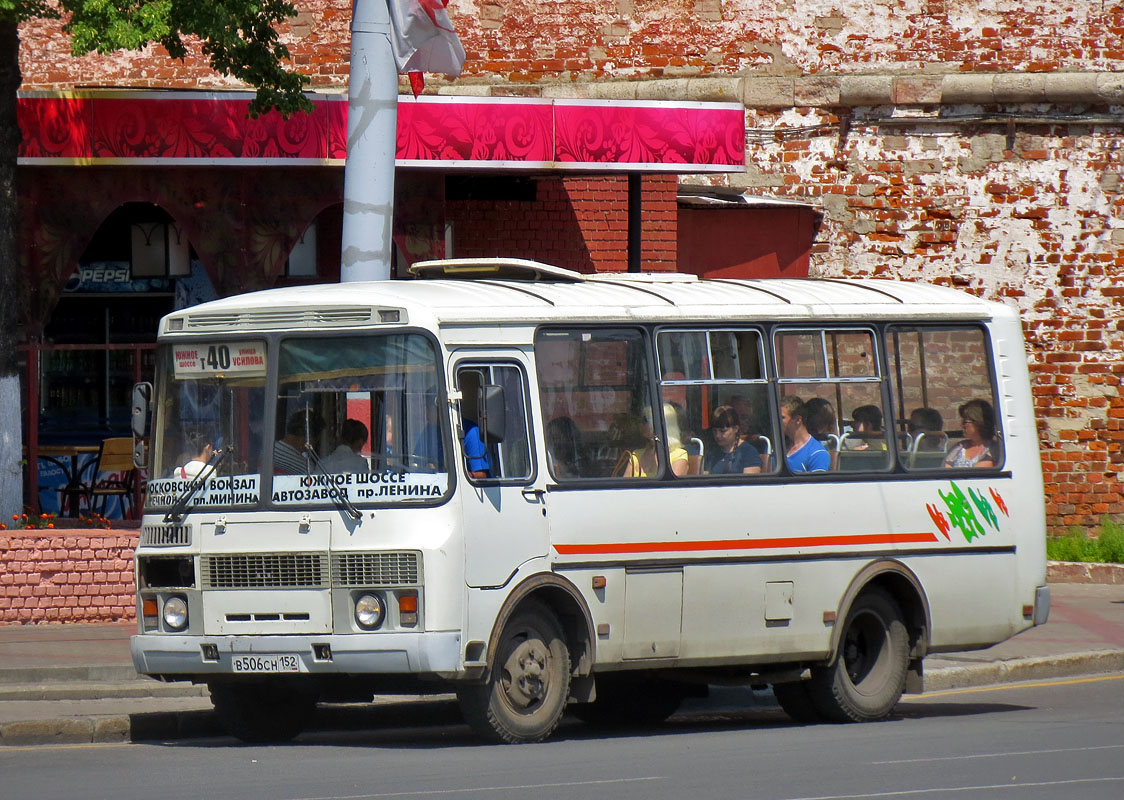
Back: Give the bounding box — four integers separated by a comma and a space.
618, 404, 688, 477
781, 396, 831, 474
546, 416, 584, 479
847, 405, 887, 451
704, 405, 762, 475
462, 416, 492, 479
908, 407, 947, 452
945, 399, 999, 469
177, 437, 214, 480
321, 419, 370, 473
273, 410, 324, 475
730, 393, 771, 468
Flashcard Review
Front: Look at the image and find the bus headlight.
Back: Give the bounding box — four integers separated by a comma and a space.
354, 593, 386, 630
162, 596, 189, 631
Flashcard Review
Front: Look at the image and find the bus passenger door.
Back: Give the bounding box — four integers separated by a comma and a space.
455, 357, 548, 589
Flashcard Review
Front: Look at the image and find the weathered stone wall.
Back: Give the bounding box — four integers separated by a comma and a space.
22, 2, 1124, 91
18, 2, 1124, 532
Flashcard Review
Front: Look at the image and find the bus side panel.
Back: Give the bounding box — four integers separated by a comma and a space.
909, 552, 1025, 651
549, 482, 904, 668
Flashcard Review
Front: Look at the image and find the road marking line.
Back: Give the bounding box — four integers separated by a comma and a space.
918, 672, 1124, 697
286, 776, 666, 800
871, 743, 1124, 765
780, 775, 1124, 800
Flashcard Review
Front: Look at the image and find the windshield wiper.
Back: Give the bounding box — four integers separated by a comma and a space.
163, 446, 230, 523
305, 446, 362, 522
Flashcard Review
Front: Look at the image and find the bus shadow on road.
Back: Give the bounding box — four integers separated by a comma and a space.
146, 695, 1033, 750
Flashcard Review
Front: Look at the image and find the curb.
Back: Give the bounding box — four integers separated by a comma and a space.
1047, 561, 1124, 585
0, 709, 222, 746
922, 649, 1124, 692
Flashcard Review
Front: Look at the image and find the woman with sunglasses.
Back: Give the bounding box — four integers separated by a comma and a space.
944, 398, 999, 469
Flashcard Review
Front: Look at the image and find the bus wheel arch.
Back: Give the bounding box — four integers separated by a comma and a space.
831, 560, 931, 666
484, 572, 596, 681
457, 573, 595, 743
803, 561, 932, 723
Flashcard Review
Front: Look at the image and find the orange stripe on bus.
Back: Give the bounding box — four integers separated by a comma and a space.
553, 531, 940, 555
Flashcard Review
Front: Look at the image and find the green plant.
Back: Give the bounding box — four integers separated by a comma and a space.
1046, 518, 1124, 564
1098, 519, 1124, 564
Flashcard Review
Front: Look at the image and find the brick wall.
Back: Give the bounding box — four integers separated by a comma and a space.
0, 532, 137, 623
448, 175, 677, 272
21, 2, 1124, 92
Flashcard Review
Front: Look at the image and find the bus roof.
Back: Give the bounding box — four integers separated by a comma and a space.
162, 260, 1008, 335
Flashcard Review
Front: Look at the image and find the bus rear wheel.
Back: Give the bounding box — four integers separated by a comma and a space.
808, 586, 909, 722
209, 680, 318, 743
457, 602, 571, 744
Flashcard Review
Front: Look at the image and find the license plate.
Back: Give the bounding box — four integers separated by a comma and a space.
231, 654, 301, 673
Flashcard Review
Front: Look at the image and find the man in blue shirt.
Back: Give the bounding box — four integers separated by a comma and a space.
462, 418, 492, 478
781, 396, 831, 473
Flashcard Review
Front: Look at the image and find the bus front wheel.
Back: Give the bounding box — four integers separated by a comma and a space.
808, 586, 909, 722
209, 681, 318, 744
457, 602, 571, 744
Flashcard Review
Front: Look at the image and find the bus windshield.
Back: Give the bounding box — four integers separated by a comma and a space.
146, 341, 268, 511
144, 333, 449, 514
271, 333, 448, 507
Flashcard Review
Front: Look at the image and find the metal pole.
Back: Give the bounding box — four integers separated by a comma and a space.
341, 0, 399, 282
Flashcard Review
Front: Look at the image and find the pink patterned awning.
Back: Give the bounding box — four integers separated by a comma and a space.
18, 91, 744, 172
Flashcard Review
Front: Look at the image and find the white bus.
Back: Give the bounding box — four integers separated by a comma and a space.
131, 259, 1049, 743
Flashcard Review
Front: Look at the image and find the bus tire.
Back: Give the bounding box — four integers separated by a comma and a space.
808, 586, 909, 722
571, 675, 685, 727
772, 681, 823, 724
209, 681, 318, 744
457, 602, 571, 744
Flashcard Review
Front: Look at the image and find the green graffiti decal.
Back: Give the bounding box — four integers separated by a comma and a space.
938, 481, 986, 542
969, 486, 1000, 531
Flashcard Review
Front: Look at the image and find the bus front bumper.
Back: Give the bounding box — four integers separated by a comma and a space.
131, 630, 462, 678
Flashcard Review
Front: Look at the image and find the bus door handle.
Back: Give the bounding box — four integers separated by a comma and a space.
521, 487, 545, 504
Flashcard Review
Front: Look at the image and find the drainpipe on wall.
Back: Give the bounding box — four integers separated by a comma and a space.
340, 0, 398, 283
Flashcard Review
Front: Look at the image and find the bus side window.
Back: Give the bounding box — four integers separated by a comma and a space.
456, 363, 533, 482
535, 328, 656, 480
886, 326, 1003, 471
775, 328, 890, 474
657, 328, 772, 478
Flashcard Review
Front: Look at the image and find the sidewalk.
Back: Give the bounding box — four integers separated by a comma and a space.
1, 576, 1122, 746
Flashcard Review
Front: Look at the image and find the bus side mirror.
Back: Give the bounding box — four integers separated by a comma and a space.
480, 384, 506, 444
132, 382, 152, 468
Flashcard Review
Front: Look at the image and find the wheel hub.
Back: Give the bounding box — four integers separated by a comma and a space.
501, 639, 549, 709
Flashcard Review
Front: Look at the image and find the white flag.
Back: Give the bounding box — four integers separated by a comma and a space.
386, 0, 466, 93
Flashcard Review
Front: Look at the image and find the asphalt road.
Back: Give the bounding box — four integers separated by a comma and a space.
3, 674, 1122, 800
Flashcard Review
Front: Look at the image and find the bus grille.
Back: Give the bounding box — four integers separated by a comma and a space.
332, 552, 421, 587
201, 553, 329, 589
140, 524, 192, 547
183, 307, 375, 331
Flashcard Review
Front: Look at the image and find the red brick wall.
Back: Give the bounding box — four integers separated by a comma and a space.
0, 532, 137, 623
741, 106, 1124, 532
448, 175, 676, 272
20, 2, 1124, 89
